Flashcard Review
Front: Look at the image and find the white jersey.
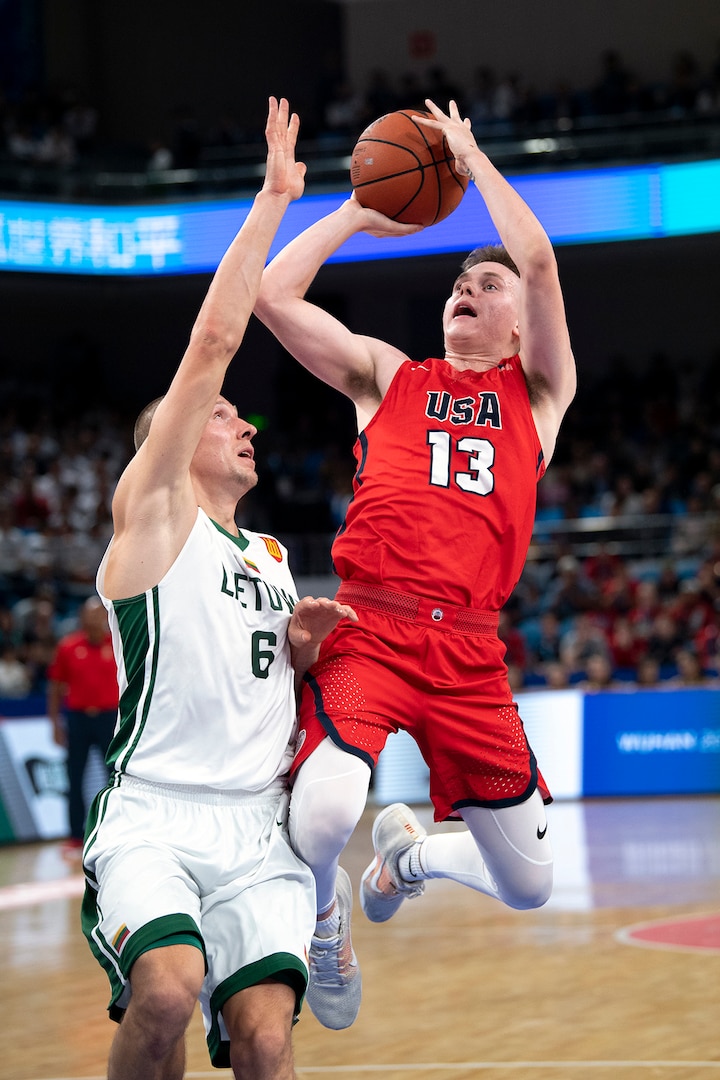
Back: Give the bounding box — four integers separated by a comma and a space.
96, 508, 299, 792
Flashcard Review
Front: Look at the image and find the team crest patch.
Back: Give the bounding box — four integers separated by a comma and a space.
261, 536, 283, 562
112, 924, 130, 953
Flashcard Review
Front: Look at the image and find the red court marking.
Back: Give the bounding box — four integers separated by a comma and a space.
616, 912, 720, 954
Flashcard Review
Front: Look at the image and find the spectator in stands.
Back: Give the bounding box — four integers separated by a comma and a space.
560, 611, 611, 674
60, 87, 99, 156
543, 554, 599, 621
607, 615, 646, 676
628, 578, 662, 644
592, 49, 633, 115
169, 103, 203, 168
146, 137, 173, 171
595, 561, 638, 621
578, 653, 618, 692
467, 66, 496, 128
542, 660, 572, 690
667, 51, 702, 113
0, 643, 31, 698
499, 609, 528, 672
323, 81, 367, 137
532, 611, 563, 667
669, 646, 713, 686
18, 595, 61, 693
11, 464, 51, 530
695, 619, 720, 677
421, 66, 466, 116
635, 655, 661, 688
656, 561, 682, 601
583, 544, 624, 587
365, 68, 399, 119
600, 473, 645, 517
645, 608, 685, 670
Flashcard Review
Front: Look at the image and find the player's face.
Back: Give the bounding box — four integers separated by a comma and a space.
442, 262, 520, 352
194, 397, 258, 489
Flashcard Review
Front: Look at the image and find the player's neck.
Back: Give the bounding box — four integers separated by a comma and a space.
443, 348, 505, 373
194, 488, 242, 537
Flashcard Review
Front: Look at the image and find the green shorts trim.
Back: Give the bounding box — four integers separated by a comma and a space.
81, 890, 205, 1022
207, 952, 308, 1068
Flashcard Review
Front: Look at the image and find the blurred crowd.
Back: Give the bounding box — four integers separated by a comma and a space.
0, 344, 718, 703
1, 43, 720, 174
314, 44, 720, 144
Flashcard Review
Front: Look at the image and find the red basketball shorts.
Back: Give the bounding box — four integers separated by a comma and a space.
294, 583, 551, 822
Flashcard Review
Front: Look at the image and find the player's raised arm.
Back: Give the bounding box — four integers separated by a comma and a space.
105, 97, 304, 598
419, 99, 576, 434
255, 193, 418, 421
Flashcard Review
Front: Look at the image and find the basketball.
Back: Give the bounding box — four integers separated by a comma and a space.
350, 109, 469, 226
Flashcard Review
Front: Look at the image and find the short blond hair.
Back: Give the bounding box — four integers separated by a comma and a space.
133, 396, 165, 451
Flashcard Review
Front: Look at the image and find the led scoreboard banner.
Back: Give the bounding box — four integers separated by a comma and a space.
1, 158, 719, 277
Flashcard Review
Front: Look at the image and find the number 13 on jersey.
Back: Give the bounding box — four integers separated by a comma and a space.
427, 430, 496, 495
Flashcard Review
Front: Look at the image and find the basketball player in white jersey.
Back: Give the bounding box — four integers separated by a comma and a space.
81, 98, 356, 1080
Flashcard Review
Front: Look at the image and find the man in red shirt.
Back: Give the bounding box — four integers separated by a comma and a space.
47, 595, 118, 853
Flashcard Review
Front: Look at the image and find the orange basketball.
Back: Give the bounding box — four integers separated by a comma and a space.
350, 109, 469, 226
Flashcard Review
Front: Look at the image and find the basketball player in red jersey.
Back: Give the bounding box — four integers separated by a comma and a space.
255, 99, 577, 1030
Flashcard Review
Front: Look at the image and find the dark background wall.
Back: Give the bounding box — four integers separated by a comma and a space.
40, 0, 343, 145
342, 0, 719, 101
35, 0, 719, 146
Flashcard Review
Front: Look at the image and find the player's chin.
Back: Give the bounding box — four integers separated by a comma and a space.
237, 461, 259, 487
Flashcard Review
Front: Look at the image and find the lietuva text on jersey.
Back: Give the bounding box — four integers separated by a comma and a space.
96, 508, 300, 791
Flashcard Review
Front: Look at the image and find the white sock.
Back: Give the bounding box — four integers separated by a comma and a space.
398, 841, 426, 881
419, 831, 499, 893
314, 900, 341, 938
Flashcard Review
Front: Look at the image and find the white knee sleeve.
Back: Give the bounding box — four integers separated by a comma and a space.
420, 791, 553, 910
289, 737, 371, 912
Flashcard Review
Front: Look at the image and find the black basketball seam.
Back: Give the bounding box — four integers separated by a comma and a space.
402, 110, 460, 224
352, 167, 425, 221
354, 137, 424, 169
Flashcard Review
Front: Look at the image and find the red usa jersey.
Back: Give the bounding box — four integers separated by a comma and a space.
332, 356, 545, 611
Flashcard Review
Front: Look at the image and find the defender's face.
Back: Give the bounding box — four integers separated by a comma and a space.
193, 397, 258, 488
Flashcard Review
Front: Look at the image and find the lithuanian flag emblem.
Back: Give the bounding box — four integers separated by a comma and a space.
112, 924, 130, 953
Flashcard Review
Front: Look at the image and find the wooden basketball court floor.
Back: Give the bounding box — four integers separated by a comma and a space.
1, 795, 718, 1080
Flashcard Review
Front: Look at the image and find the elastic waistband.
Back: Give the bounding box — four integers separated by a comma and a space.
336, 582, 499, 635
117, 773, 287, 807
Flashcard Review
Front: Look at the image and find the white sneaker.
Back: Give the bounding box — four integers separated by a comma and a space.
360, 803, 427, 923
306, 867, 362, 1029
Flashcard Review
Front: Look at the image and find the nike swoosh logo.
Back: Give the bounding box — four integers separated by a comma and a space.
537, 822, 548, 840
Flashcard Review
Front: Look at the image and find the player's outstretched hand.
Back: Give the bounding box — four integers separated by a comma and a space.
263, 96, 306, 202
417, 98, 478, 178
289, 596, 358, 647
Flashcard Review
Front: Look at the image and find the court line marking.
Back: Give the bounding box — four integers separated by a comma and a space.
0, 875, 84, 910
37, 1064, 720, 1079
615, 910, 720, 955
